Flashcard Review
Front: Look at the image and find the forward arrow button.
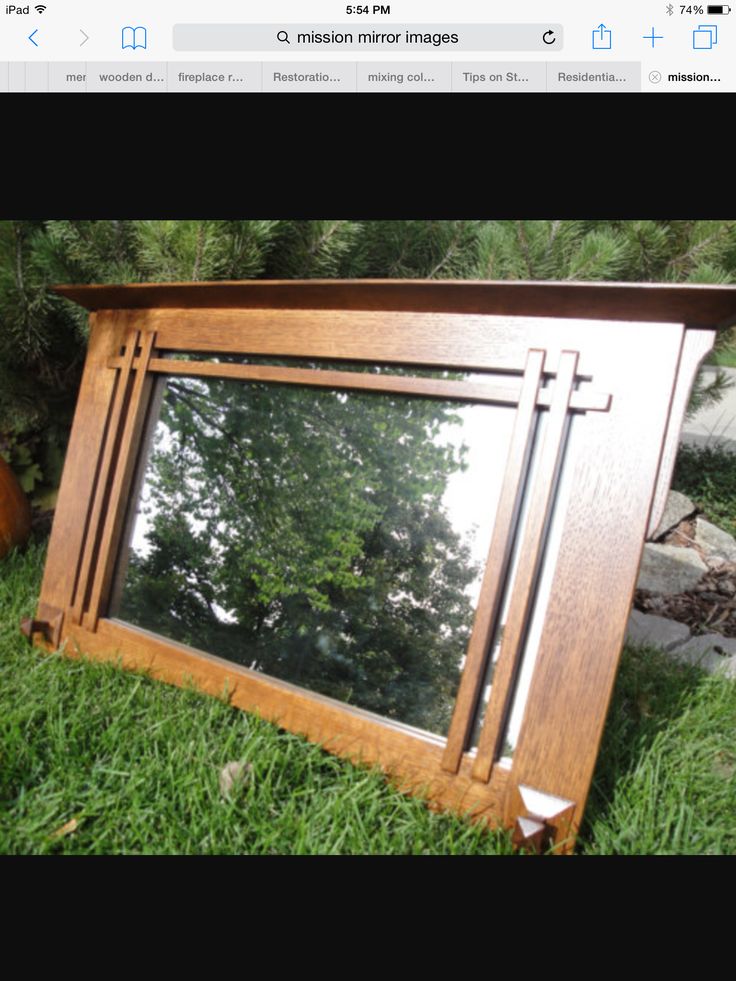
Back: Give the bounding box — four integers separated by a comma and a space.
79, 29, 89, 46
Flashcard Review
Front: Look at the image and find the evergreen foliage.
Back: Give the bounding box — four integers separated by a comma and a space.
2, 220, 736, 504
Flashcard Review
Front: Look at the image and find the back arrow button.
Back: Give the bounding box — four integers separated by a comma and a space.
28, 29, 39, 47
80, 29, 89, 46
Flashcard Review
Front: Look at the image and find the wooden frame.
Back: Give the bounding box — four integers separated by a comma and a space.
25, 279, 736, 853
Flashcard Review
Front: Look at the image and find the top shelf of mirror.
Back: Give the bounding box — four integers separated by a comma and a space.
52, 279, 736, 329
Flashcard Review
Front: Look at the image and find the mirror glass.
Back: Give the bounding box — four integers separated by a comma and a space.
110, 369, 516, 738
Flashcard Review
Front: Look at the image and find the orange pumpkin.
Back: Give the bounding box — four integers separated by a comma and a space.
0, 456, 32, 559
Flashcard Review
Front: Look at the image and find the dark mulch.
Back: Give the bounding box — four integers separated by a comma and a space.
635, 515, 736, 637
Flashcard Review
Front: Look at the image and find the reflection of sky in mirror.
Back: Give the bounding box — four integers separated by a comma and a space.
438, 404, 514, 605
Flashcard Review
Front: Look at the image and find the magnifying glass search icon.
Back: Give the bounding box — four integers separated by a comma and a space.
277, 30, 290, 43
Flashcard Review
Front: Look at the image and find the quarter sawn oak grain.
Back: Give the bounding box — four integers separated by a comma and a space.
28, 279, 731, 852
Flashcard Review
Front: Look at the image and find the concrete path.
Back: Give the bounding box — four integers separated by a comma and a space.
680, 366, 736, 453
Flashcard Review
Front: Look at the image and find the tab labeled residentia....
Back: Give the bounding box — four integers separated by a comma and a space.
547, 62, 641, 91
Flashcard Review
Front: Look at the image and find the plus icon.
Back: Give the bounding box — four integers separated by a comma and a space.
642, 27, 664, 47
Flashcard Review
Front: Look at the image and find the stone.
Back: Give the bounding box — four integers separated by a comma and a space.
669, 633, 736, 675
694, 518, 736, 563
625, 609, 691, 651
649, 490, 696, 541
705, 555, 728, 570
637, 544, 708, 595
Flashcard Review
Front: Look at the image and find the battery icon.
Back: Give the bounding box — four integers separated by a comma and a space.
706, 4, 731, 11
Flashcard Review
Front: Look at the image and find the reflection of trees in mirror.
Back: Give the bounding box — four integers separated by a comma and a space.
115, 375, 486, 737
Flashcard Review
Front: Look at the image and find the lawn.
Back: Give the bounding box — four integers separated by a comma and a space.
2, 538, 735, 855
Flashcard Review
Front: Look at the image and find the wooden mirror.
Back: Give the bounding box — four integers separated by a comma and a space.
25, 280, 736, 852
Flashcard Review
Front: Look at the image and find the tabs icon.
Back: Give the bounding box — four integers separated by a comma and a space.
692, 24, 718, 47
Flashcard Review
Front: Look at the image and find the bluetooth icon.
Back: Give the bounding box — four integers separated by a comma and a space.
666, 3, 674, 13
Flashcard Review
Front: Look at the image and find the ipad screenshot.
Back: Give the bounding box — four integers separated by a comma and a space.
0, 2, 730, 90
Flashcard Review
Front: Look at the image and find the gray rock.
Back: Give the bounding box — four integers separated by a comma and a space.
694, 518, 736, 563
669, 633, 736, 675
625, 609, 691, 651
650, 490, 696, 540
637, 544, 707, 595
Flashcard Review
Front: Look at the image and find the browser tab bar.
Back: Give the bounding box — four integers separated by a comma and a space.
0, 1, 733, 92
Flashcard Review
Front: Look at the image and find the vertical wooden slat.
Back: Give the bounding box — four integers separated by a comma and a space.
106, 375, 167, 618
83, 331, 157, 631
472, 350, 579, 783
69, 331, 140, 625
39, 312, 128, 619
441, 349, 545, 774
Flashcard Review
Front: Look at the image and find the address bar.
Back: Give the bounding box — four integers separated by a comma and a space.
172, 23, 564, 51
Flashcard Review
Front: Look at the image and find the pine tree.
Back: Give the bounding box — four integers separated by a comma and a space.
2, 220, 735, 507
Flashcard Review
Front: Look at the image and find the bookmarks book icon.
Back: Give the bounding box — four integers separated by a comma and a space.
122, 25, 147, 49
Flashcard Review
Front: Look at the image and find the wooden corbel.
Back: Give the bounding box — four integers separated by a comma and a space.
510, 784, 576, 854
20, 605, 63, 649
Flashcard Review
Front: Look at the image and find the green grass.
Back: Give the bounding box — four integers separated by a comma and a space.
2, 540, 735, 854
580, 645, 736, 854
0, 542, 514, 855
672, 443, 736, 538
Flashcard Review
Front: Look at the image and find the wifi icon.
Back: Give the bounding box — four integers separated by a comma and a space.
35, 4, 47, 12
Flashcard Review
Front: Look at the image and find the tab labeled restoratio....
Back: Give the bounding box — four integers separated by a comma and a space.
263, 61, 356, 91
